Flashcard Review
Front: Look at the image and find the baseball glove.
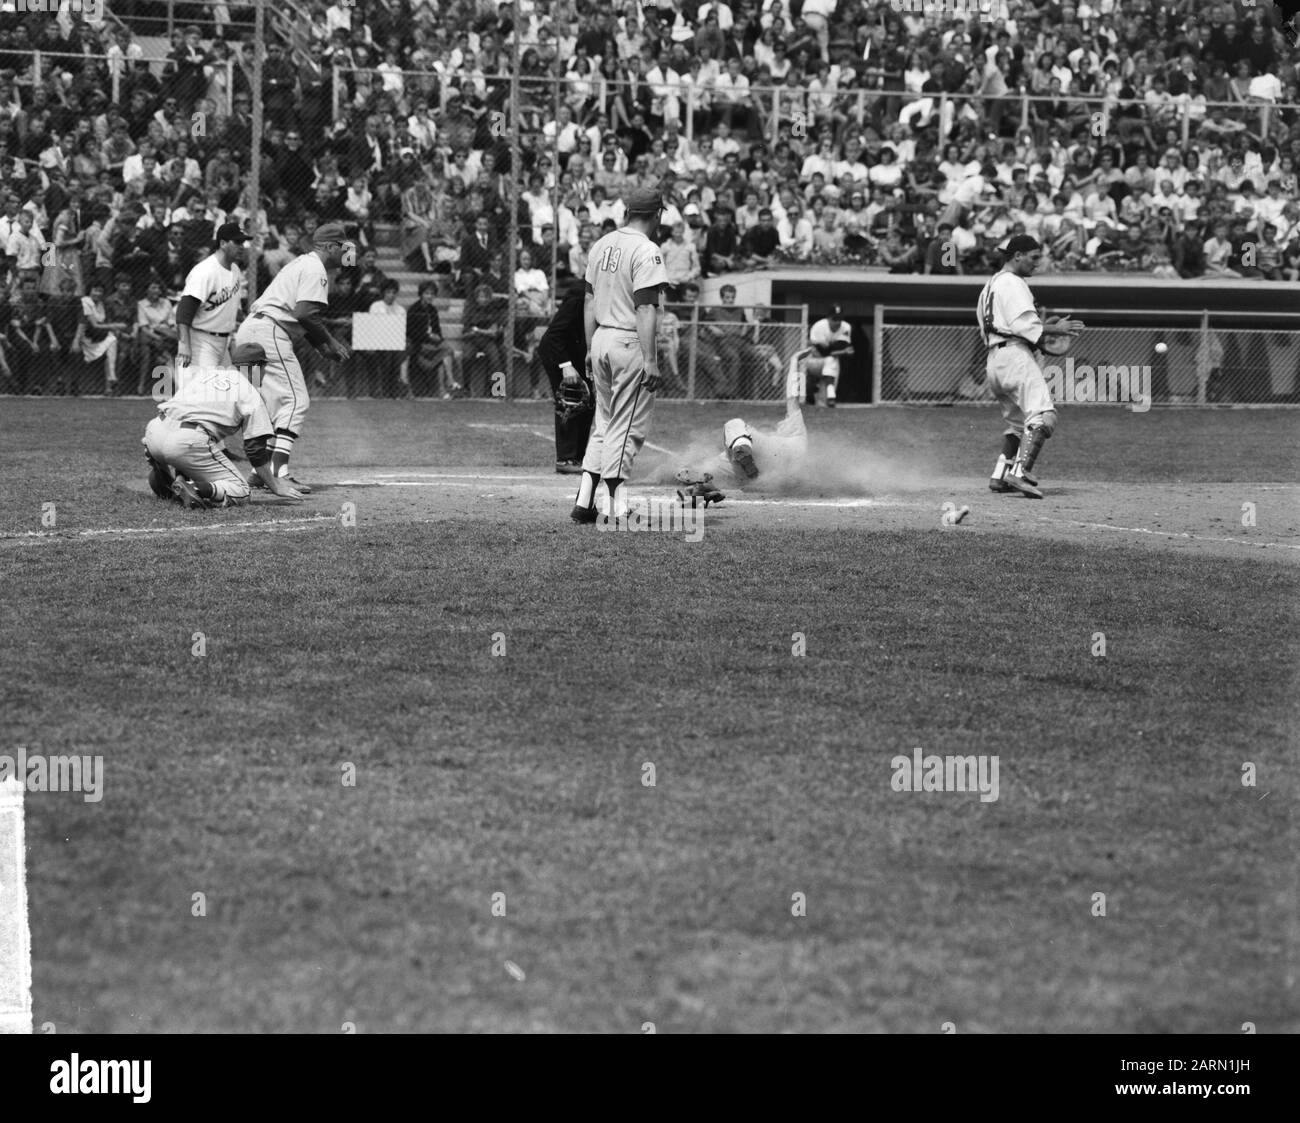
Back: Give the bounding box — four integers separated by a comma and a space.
675, 469, 726, 508
555, 377, 594, 423
1039, 315, 1085, 355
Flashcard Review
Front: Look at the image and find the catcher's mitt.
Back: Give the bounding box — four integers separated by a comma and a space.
555, 377, 594, 423
1039, 315, 1085, 355
675, 469, 726, 508
1039, 334, 1075, 356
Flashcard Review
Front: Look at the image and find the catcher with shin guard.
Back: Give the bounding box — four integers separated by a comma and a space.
977, 235, 1084, 499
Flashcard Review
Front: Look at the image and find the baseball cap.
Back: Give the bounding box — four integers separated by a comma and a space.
624, 186, 663, 214
1004, 234, 1041, 255
313, 222, 350, 244
216, 222, 250, 244
829, 304, 843, 317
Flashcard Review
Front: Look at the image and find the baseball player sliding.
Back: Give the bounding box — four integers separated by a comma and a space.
142, 341, 304, 508
175, 222, 248, 372
232, 222, 353, 493
675, 394, 808, 495
568, 187, 669, 525
976, 234, 1084, 499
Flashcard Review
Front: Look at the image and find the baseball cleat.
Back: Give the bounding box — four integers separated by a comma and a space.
1003, 472, 1043, 499
282, 476, 312, 494
171, 476, 211, 509
989, 478, 1014, 493
732, 443, 760, 480
555, 460, 583, 474
570, 504, 598, 524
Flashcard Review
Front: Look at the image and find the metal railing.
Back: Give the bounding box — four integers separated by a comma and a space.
873, 306, 1300, 406
327, 67, 1300, 152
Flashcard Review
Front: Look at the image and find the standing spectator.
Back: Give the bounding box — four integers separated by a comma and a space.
406, 280, 457, 398
41, 199, 84, 297
168, 25, 208, 112
6, 274, 56, 393
7, 210, 46, 289
459, 213, 495, 293
367, 279, 407, 398
104, 275, 139, 385
262, 41, 299, 131
134, 279, 176, 395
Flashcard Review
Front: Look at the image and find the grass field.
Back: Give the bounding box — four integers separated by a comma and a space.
3, 398, 1298, 1033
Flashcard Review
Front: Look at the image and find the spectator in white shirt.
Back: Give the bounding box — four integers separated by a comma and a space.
798, 0, 836, 62
697, 2, 734, 31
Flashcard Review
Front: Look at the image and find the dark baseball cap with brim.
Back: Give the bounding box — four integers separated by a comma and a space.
216, 222, 250, 244
624, 187, 663, 214
313, 222, 350, 245
1004, 234, 1042, 255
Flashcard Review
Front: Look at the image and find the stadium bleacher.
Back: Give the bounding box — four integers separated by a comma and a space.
2, 0, 1300, 397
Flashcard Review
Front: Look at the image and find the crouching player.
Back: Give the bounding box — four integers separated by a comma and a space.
802, 305, 852, 407
143, 342, 304, 508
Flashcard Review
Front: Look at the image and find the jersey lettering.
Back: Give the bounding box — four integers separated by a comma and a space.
599, 246, 622, 272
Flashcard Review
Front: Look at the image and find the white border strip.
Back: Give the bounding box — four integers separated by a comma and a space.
0, 778, 31, 1035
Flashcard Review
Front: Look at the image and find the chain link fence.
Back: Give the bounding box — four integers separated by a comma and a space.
875, 309, 1300, 406
9, 299, 808, 401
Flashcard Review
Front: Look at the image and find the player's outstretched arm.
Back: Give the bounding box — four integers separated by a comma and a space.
294, 301, 351, 362
243, 433, 303, 499
253, 461, 304, 499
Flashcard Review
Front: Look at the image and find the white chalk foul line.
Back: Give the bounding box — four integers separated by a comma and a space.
363, 473, 545, 481
3, 514, 339, 542
0, 778, 32, 1035
1034, 516, 1300, 551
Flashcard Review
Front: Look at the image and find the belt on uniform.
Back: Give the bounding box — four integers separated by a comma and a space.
194, 328, 229, 337
179, 420, 215, 438
596, 323, 637, 331
988, 339, 1025, 350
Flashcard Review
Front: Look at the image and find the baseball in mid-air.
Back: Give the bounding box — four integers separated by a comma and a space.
1155, 342, 1168, 354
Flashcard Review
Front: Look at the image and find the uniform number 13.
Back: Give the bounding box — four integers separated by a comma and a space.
598, 246, 622, 272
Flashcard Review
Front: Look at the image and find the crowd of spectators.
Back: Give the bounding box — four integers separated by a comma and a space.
3, 1, 1300, 395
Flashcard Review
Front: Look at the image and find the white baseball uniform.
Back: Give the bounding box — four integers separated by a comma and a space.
143, 365, 275, 503
235, 251, 330, 439
719, 402, 808, 485
180, 253, 243, 369
790, 317, 852, 399
581, 227, 669, 484
976, 269, 1054, 434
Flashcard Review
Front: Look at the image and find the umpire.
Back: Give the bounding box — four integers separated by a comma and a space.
537, 280, 592, 473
